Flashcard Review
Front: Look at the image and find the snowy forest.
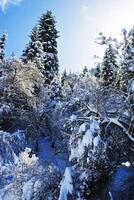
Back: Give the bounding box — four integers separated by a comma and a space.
1, 10, 134, 200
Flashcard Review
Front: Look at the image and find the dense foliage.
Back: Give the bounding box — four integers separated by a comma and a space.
0, 11, 134, 200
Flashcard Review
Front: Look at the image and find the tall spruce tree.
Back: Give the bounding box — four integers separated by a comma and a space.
0, 33, 7, 62
38, 11, 59, 84
82, 66, 88, 77
61, 69, 67, 86
101, 44, 117, 86
94, 64, 101, 78
119, 27, 134, 92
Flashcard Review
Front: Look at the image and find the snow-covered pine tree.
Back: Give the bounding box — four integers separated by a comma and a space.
21, 26, 43, 67
119, 27, 134, 92
101, 44, 117, 87
49, 77, 63, 101
0, 33, 7, 62
38, 11, 59, 84
30, 26, 39, 42
94, 63, 101, 78
82, 66, 89, 77
61, 69, 67, 86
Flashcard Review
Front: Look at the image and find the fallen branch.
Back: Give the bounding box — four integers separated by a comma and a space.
83, 103, 101, 117
105, 119, 134, 168
103, 117, 134, 143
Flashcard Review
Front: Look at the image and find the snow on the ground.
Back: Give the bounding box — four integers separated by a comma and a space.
22, 179, 34, 200
111, 166, 134, 191
38, 137, 67, 174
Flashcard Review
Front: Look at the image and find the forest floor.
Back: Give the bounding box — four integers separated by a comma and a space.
37, 137, 68, 174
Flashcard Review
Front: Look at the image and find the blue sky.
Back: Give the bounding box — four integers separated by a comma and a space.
0, 0, 134, 72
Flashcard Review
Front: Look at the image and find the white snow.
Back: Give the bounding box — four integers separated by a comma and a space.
0, 184, 16, 200
69, 127, 93, 161
19, 147, 38, 167
0, 104, 11, 115
102, 118, 125, 129
109, 191, 113, 200
22, 179, 34, 200
78, 122, 87, 133
122, 161, 131, 167
0, 130, 25, 167
59, 167, 73, 200
70, 119, 100, 161
131, 80, 134, 91
123, 110, 130, 117
80, 172, 88, 180
93, 135, 101, 154
70, 114, 77, 122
